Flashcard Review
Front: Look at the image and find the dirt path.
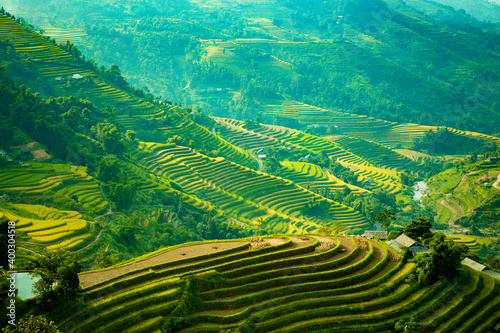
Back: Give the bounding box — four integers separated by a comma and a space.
74, 228, 103, 253
439, 198, 459, 228
17, 246, 40, 255
493, 171, 500, 189
79, 241, 250, 289
454, 170, 481, 191
449, 197, 465, 217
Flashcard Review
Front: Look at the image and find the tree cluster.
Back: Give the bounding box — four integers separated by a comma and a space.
29, 249, 82, 312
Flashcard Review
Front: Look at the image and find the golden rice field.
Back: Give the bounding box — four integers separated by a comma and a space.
47, 235, 500, 333
0, 203, 93, 251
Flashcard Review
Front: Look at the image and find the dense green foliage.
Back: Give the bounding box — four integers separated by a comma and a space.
2, 315, 62, 333
12, 0, 500, 132
29, 249, 82, 311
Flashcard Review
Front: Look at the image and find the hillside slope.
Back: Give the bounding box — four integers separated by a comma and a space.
48, 235, 500, 333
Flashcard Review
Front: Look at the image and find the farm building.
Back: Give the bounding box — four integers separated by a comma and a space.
461, 257, 500, 278
72, 74, 84, 80
461, 257, 487, 272
363, 179, 376, 186
484, 183, 492, 188
256, 148, 266, 160
298, 154, 313, 162
362, 230, 388, 240
386, 234, 429, 256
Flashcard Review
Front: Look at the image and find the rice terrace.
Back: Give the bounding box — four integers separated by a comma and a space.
1, 0, 500, 332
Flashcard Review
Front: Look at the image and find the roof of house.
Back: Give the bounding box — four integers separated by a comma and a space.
387, 234, 429, 255
0, 149, 6, 156
363, 230, 388, 240
394, 234, 422, 248
386, 240, 404, 253
72, 74, 84, 80
409, 246, 430, 256
461, 257, 487, 272
485, 270, 500, 278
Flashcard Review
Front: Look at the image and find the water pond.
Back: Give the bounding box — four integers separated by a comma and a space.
13, 272, 39, 300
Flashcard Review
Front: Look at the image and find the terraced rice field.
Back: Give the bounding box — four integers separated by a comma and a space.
332, 136, 425, 173
41, 26, 89, 47
137, 143, 369, 232
259, 100, 500, 149
0, 203, 94, 251
52, 235, 500, 332
446, 235, 496, 253
280, 161, 367, 195
216, 119, 406, 195
164, 116, 257, 170
395, 148, 446, 164
0, 13, 157, 115
433, 169, 500, 225
0, 162, 108, 214
216, 118, 281, 151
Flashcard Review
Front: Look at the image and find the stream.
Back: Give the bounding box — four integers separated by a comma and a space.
413, 181, 429, 207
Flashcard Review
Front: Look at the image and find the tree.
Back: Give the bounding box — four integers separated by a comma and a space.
97, 156, 122, 183
92, 123, 125, 155
414, 233, 462, 283
262, 155, 281, 175
254, 116, 261, 126
486, 254, 500, 272
118, 226, 138, 246
402, 217, 433, 242
94, 246, 115, 269
110, 183, 137, 210
395, 318, 419, 333
2, 315, 61, 333
30, 249, 82, 311
301, 198, 330, 217
126, 130, 137, 141
469, 151, 478, 163
372, 209, 396, 230
61, 106, 82, 131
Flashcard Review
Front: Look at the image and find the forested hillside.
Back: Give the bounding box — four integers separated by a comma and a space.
0, 0, 500, 332
9, 0, 500, 133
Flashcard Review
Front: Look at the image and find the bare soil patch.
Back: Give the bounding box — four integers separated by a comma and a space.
79, 241, 248, 289
31, 147, 51, 161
